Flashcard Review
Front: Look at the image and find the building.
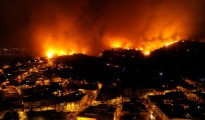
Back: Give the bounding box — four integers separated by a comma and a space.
77, 104, 117, 120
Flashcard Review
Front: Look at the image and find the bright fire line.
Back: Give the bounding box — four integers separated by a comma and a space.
45, 49, 87, 58
110, 40, 179, 56
45, 40, 179, 58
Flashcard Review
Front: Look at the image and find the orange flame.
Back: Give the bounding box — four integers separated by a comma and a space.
44, 37, 178, 58
164, 40, 178, 47
143, 50, 151, 56
109, 38, 179, 56
45, 48, 86, 58
112, 41, 122, 48
44, 49, 83, 58
46, 50, 55, 58
109, 38, 133, 49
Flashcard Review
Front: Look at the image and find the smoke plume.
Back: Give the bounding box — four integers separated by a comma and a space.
1, 0, 205, 56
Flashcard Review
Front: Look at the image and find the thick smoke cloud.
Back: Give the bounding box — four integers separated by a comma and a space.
1, 0, 205, 55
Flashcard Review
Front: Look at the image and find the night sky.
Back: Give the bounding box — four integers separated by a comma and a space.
1, 0, 205, 55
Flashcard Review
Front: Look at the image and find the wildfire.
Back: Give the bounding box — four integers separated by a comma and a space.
140, 40, 179, 55
164, 40, 178, 47
45, 48, 87, 58
46, 50, 55, 58
110, 39, 179, 56
112, 41, 122, 48
143, 50, 151, 56
110, 38, 133, 50
44, 38, 179, 58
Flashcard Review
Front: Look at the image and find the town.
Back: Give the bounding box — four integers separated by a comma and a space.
0, 41, 205, 120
